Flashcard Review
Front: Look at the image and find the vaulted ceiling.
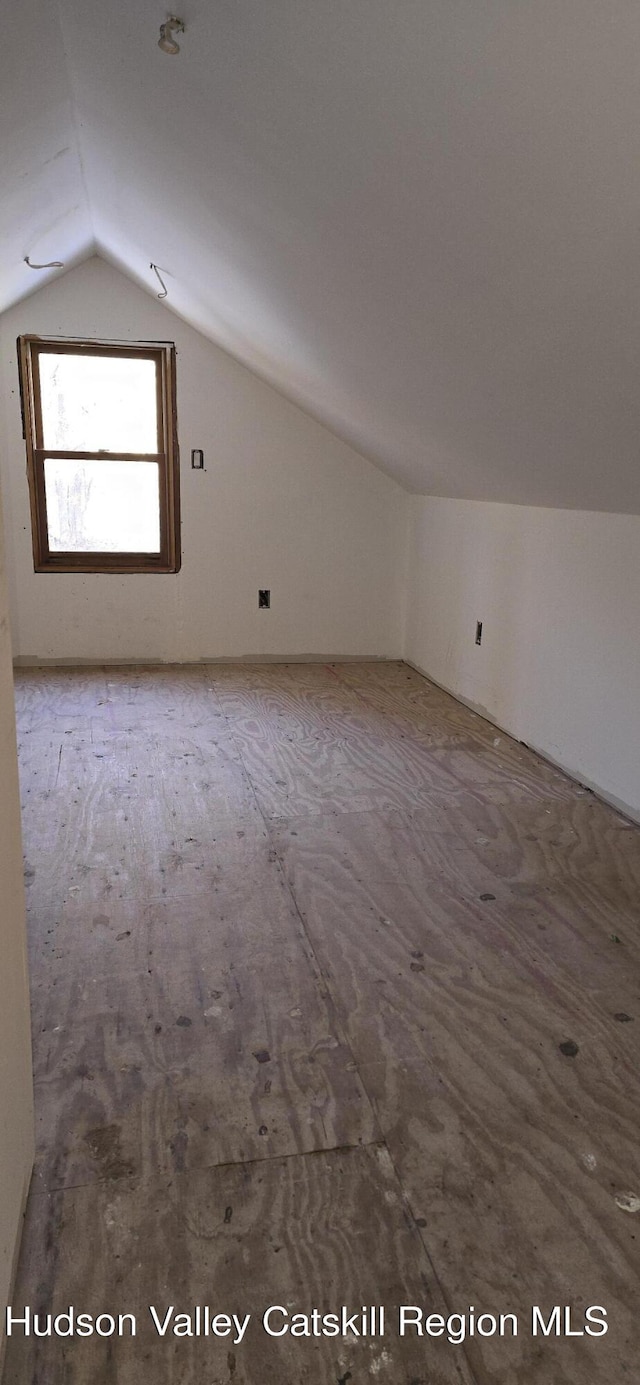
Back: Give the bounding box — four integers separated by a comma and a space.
4, 0, 640, 509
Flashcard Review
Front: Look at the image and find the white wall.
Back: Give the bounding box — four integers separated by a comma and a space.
0, 256, 409, 663
0, 477, 34, 1348
405, 496, 640, 821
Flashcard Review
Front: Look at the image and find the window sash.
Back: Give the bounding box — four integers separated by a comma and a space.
18, 337, 180, 574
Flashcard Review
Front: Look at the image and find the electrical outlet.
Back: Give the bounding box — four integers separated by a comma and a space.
258, 589, 271, 609
475, 621, 483, 645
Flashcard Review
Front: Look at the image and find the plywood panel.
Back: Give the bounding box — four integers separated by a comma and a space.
4, 1147, 474, 1385
8, 660, 640, 1385
31, 931, 376, 1187
271, 807, 640, 1384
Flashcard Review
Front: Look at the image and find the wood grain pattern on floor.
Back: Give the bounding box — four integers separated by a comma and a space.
4, 1146, 475, 1385
5, 661, 640, 1384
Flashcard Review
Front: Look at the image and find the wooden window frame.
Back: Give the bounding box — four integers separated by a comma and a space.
17, 336, 181, 574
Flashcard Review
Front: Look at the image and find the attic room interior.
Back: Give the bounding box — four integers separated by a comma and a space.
1, 2, 640, 1382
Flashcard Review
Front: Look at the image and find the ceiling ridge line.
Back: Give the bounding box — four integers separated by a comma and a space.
53, 0, 98, 255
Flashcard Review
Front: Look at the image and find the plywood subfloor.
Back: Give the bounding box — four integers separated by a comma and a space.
4, 661, 640, 1384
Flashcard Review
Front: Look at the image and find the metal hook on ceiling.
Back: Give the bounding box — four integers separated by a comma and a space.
151, 263, 169, 299
24, 255, 64, 269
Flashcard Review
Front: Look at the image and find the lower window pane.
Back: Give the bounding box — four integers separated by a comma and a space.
44, 459, 161, 554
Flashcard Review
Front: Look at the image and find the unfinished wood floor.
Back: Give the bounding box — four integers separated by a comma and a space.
5, 660, 640, 1385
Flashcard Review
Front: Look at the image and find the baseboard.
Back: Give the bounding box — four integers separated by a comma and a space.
406, 657, 640, 828
13, 653, 396, 668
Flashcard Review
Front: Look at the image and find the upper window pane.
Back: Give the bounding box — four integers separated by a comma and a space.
39, 352, 159, 453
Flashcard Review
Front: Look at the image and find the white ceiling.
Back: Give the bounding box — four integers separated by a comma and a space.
4, 0, 640, 508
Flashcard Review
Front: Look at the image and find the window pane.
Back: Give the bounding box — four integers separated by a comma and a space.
39, 353, 158, 452
44, 459, 161, 553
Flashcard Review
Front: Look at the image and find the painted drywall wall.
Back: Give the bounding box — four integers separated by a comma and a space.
0, 256, 408, 663
0, 478, 34, 1345
405, 496, 640, 820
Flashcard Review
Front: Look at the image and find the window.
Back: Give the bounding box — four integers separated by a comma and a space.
18, 337, 180, 573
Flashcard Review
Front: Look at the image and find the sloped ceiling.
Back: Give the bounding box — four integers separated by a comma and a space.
4, 1, 640, 509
